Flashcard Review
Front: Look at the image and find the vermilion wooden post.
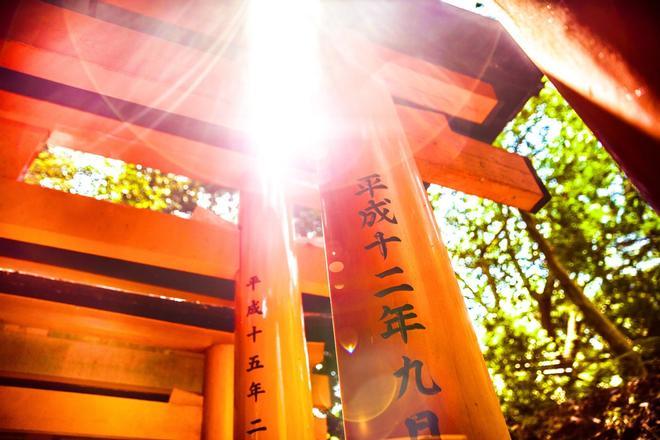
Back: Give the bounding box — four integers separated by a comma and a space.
234, 182, 315, 439
318, 79, 509, 439
204, 344, 234, 440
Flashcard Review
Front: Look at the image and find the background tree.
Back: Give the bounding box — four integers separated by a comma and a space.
24, 145, 239, 222
429, 80, 658, 437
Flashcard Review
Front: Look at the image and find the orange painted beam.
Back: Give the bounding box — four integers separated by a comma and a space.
332, 30, 498, 123
103, 0, 246, 42
0, 40, 246, 131
397, 105, 548, 211
0, 178, 239, 279
0, 329, 205, 394
0, 35, 493, 138
104, 0, 498, 123
6, 0, 245, 106
0, 385, 202, 439
0, 118, 47, 179
4, 0, 496, 123
0, 256, 234, 308
0, 293, 232, 352
0, 326, 327, 397
495, 0, 659, 141
0, 91, 546, 211
104, 0, 244, 35
0, 178, 330, 296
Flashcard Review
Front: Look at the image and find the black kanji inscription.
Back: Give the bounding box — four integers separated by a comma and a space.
246, 275, 261, 291
358, 199, 397, 227
247, 418, 267, 435
247, 325, 263, 343
393, 356, 442, 398
247, 381, 265, 402
247, 300, 263, 317
405, 410, 440, 440
380, 304, 426, 343
246, 354, 264, 372
355, 174, 388, 198
365, 231, 401, 259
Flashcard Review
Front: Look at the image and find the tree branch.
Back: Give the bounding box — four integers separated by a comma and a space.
519, 210, 646, 376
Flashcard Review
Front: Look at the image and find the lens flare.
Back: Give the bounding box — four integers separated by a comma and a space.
246, 0, 325, 183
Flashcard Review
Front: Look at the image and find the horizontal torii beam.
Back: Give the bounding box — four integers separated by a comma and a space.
4, 0, 494, 124
0, 0, 548, 211
0, 328, 206, 395
0, 385, 203, 439
0, 292, 231, 352
0, 177, 330, 297
0, 90, 547, 211
0, 308, 327, 394
5, 0, 497, 123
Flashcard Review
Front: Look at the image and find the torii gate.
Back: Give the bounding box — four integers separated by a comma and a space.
0, 1, 547, 439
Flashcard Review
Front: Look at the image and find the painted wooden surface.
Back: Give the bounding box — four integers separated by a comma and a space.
0, 292, 231, 352
234, 188, 315, 439
0, 255, 234, 308
0, 385, 202, 439
398, 105, 547, 211
0, 178, 330, 297
204, 344, 234, 440
318, 78, 507, 438
0, 178, 240, 279
3, 0, 495, 123
0, 0, 547, 211
0, 328, 205, 394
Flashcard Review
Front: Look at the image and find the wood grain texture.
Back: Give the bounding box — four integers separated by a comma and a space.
0, 385, 202, 439
0, 329, 205, 394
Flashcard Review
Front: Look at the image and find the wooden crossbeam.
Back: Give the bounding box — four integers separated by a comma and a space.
332, 30, 498, 123
5, 0, 245, 110
0, 32, 495, 138
0, 39, 247, 132
93, 0, 498, 123
0, 178, 328, 296
0, 255, 234, 308
0, 266, 332, 342
0, 178, 239, 279
100, 0, 257, 43
0, 293, 230, 352
397, 106, 549, 211
0, 322, 327, 396
4, 0, 495, 123
0, 328, 205, 395
0, 1, 546, 210
0, 385, 202, 439
0, 90, 547, 211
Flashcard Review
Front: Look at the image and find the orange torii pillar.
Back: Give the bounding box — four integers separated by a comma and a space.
234, 181, 315, 439
204, 344, 234, 440
318, 80, 509, 439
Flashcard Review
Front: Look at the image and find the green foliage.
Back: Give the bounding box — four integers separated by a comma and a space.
294, 205, 324, 241
429, 79, 660, 431
511, 372, 659, 439
24, 145, 239, 222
